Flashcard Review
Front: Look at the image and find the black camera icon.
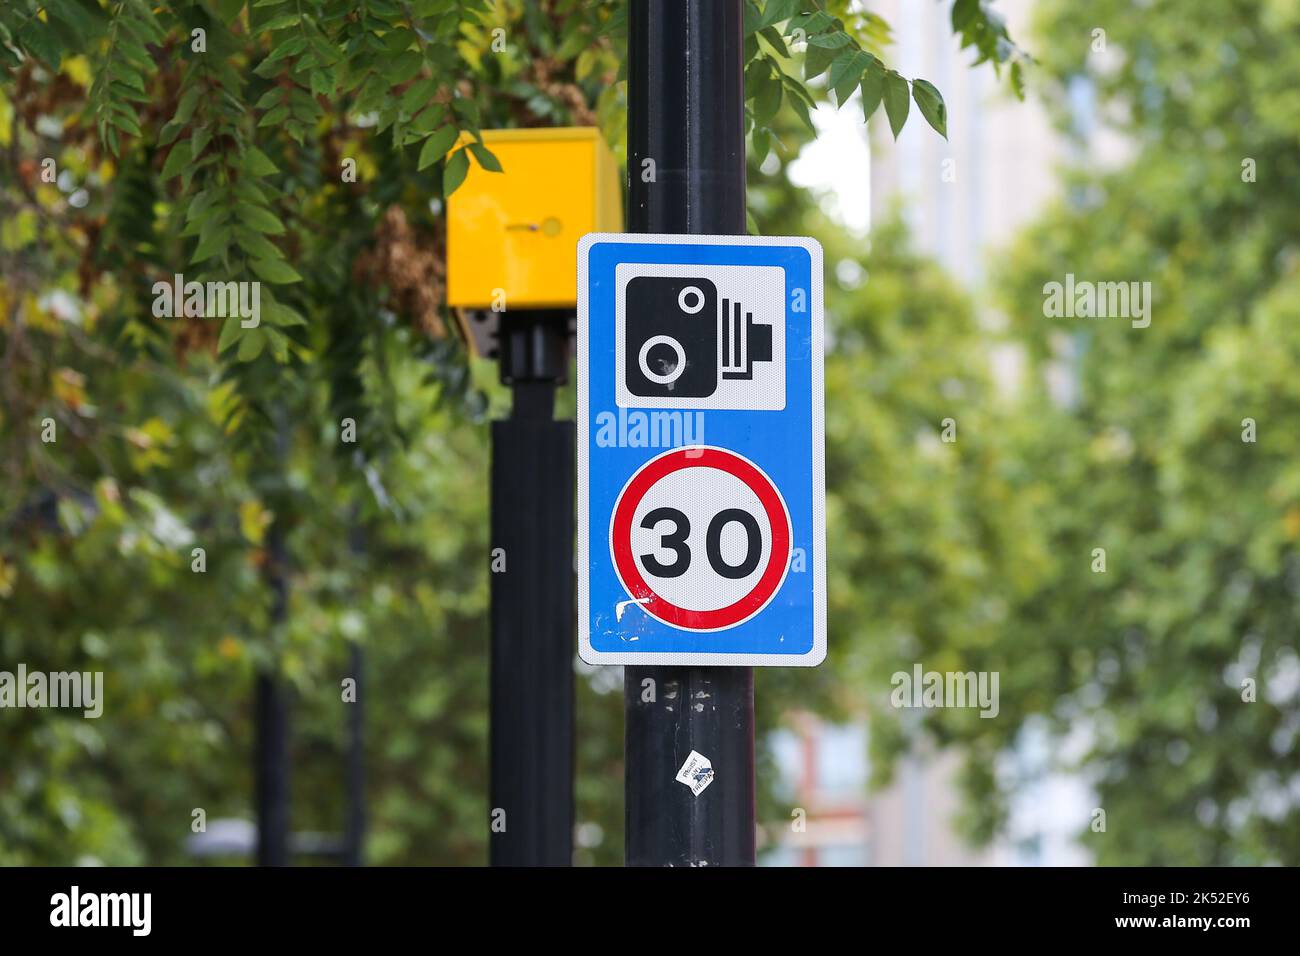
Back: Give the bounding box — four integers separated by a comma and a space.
623, 276, 773, 399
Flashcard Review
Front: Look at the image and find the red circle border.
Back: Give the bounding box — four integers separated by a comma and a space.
609, 446, 792, 631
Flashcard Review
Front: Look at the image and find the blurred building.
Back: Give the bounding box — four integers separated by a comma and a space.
765, 715, 998, 866
774, 0, 1093, 867
764, 717, 870, 866
867, 0, 1063, 287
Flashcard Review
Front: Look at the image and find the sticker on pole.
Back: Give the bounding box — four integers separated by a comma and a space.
578, 233, 825, 666
675, 750, 716, 796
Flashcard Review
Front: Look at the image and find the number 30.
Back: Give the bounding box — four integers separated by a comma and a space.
639, 507, 761, 579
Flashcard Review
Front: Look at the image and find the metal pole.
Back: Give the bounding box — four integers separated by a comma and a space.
489, 309, 575, 865
624, 0, 756, 866
255, 421, 292, 867
254, 669, 290, 866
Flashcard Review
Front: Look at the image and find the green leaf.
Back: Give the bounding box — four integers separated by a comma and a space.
237, 205, 286, 235
469, 142, 502, 173
217, 316, 244, 353
400, 78, 439, 116
234, 228, 283, 261
244, 147, 279, 176
47, 0, 97, 45
259, 35, 307, 67
260, 12, 301, 32
754, 68, 780, 125
790, 10, 835, 34
111, 110, 143, 138
418, 126, 459, 170
556, 27, 588, 62
267, 327, 290, 363
951, 0, 980, 31
254, 88, 284, 110
234, 178, 269, 205
410, 103, 447, 135
264, 300, 306, 327
250, 257, 302, 284
860, 66, 885, 121
191, 125, 213, 157
237, 328, 266, 361
883, 71, 910, 138
382, 28, 417, 53
829, 49, 873, 107
443, 148, 470, 196
186, 188, 219, 222
452, 97, 480, 127
158, 120, 184, 147
258, 104, 291, 127
307, 32, 340, 67
807, 30, 851, 49
781, 73, 816, 108
759, 26, 790, 59
175, 85, 202, 124
804, 39, 839, 80
758, 0, 799, 30
785, 89, 815, 134
911, 78, 947, 138
1010, 60, 1025, 100
216, 0, 246, 23
160, 141, 193, 181
309, 68, 336, 98
17, 21, 63, 69
191, 225, 232, 263
106, 59, 144, 92
385, 51, 423, 85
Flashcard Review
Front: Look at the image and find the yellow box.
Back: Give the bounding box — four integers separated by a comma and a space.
446, 127, 623, 309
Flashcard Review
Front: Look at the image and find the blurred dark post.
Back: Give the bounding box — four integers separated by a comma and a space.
256, 422, 292, 867
489, 309, 575, 865
623, 0, 756, 866
254, 672, 290, 866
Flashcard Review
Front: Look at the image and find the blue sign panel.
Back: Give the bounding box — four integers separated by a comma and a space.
578, 234, 824, 666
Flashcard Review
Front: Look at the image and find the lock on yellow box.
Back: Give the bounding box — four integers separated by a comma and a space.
446, 127, 624, 310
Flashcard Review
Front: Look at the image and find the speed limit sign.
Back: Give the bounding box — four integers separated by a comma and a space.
611, 447, 791, 632
578, 234, 824, 666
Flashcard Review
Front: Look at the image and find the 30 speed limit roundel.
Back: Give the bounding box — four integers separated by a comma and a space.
609, 446, 792, 632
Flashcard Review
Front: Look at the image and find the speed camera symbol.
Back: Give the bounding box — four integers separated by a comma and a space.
622, 276, 773, 400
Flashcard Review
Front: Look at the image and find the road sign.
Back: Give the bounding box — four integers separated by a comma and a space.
578, 233, 825, 666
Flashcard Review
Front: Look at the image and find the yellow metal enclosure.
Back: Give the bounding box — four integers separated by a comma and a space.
446, 127, 623, 310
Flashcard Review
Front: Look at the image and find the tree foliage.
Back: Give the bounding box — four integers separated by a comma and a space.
0, 1, 1034, 865
0, 0, 1024, 447
914, 0, 1300, 864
